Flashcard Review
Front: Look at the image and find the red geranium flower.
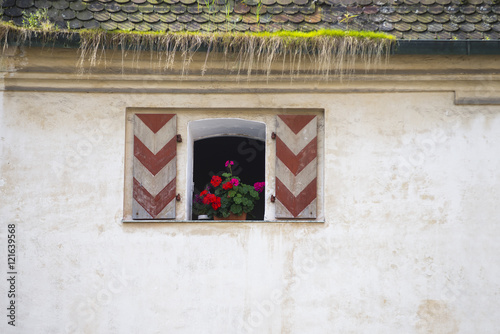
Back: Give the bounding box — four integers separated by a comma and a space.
222, 181, 233, 190
211, 175, 222, 187
200, 190, 208, 197
211, 197, 221, 210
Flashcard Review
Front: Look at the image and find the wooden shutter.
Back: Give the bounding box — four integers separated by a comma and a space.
275, 115, 317, 219
133, 114, 177, 219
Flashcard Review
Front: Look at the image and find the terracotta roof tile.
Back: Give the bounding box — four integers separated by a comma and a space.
117, 20, 134, 29
259, 13, 273, 23
210, 12, 226, 23
84, 18, 100, 28
88, 2, 105, 11
143, 12, 160, 22
465, 13, 482, 23
150, 21, 168, 30
94, 10, 111, 21
300, 5, 316, 14
283, 4, 300, 14
128, 11, 143, 22
460, 22, 475, 32
460, 5, 476, 15
288, 12, 305, 22
70, 2, 87, 11
394, 21, 411, 30
62, 8, 77, 19
121, 4, 138, 13
192, 12, 209, 22
364, 5, 379, 14
135, 21, 152, 30
169, 21, 185, 30
483, 13, 497, 23
478, 5, 491, 14
250, 4, 264, 13
347, 6, 363, 14
380, 21, 394, 30
177, 13, 192, 22
468, 30, 483, 38
266, 5, 283, 14
234, 2, 251, 14
77, 10, 94, 20
138, 4, 155, 13
101, 19, 118, 29
304, 11, 321, 23
68, 18, 83, 28
428, 4, 443, 14
186, 5, 201, 14
475, 22, 491, 31
443, 4, 459, 14
386, 13, 402, 22
484, 30, 500, 38
34, 0, 50, 9
2, 0, 500, 39
450, 13, 466, 23
283, 21, 299, 30
442, 21, 459, 31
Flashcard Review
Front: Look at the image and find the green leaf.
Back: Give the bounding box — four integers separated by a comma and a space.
228, 190, 236, 197
230, 204, 242, 214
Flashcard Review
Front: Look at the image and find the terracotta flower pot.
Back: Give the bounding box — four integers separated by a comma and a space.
214, 212, 247, 221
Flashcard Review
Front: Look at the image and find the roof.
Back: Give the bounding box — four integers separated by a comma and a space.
1, 0, 499, 41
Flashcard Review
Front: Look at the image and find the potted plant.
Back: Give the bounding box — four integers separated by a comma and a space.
193, 160, 265, 220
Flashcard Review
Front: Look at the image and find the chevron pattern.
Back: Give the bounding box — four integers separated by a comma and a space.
275, 115, 317, 219
133, 114, 177, 219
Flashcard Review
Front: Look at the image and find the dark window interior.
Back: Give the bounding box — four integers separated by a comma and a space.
193, 136, 265, 220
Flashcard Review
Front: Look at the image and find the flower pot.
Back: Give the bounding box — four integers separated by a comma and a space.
214, 212, 247, 221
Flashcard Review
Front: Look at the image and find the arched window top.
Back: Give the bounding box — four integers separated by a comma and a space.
188, 118, 266, 141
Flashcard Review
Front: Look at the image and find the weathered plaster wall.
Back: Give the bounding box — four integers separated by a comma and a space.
1, 49, 500, 333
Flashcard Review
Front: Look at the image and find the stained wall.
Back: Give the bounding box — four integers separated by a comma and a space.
1, 47, 500, 333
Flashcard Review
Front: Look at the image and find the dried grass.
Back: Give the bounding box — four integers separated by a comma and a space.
0, 23, 395, 80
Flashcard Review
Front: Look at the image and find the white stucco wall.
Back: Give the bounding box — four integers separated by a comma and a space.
1, 48, 500, 333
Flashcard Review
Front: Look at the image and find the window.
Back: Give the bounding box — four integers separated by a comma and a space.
123, 108, 324, 222
187, 119, 266, 220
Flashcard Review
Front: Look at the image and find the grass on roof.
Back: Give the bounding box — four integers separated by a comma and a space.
0, 21, 395, 79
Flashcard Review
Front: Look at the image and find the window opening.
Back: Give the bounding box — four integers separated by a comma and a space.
187, 118, 266, 221
193, 136, 265, 220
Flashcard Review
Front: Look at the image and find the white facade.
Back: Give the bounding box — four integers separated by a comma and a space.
1, 46, 500, 333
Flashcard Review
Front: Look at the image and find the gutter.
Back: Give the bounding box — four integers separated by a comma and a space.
393, 40, 500, 55
4, 32, 500, 56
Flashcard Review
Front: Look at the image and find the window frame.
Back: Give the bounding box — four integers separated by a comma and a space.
123, 108, 325, 223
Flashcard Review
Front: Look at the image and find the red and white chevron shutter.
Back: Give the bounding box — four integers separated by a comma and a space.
133, 114, 177, 219
275, 115, 317, 219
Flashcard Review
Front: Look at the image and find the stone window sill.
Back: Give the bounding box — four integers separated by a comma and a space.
122, 220, 324, 224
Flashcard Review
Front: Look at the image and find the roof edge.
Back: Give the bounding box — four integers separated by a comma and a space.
393, 40, 500, 55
